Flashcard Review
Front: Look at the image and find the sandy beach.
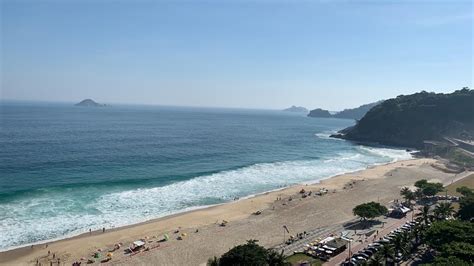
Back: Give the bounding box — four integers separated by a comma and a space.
1, 158, 470, 266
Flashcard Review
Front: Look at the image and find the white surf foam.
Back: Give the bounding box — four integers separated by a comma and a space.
0, 147, 412, 251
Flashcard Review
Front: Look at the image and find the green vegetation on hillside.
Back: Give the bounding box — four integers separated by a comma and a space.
339, 88, 474, 148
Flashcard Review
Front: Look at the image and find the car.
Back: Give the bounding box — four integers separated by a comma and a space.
356, 253, 370, 259
362, 250, 374, 257
341, 261, 356, 266
367, 247, 378, 253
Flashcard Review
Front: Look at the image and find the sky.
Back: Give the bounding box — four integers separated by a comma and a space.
1, 0, 473, 110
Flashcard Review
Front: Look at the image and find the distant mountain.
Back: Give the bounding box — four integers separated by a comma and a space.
307, 101, 382, 120
333, 101, 383, 120
283, 105, 308, 113
75, 99, 105, 107
307, 108, 332, 118
333, 88, 474, 149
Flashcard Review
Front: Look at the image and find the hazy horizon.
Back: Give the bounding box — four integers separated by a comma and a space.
0, 87, 470, 111
2, 1, 473, 110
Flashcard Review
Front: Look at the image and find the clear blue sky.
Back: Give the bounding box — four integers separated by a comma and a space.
1, 0, 472, 110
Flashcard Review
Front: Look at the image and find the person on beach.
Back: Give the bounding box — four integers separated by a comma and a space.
102, 227, 105, 233
89, 228, 92, 235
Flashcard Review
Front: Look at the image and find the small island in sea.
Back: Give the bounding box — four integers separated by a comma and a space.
307, 108, 332, 118
307, 101, 382, 120
282, 105, 308, 113
75, 99, 106, 107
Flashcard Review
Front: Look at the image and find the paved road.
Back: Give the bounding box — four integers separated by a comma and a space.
272, 219, 359, 256
326, 213, 415, 266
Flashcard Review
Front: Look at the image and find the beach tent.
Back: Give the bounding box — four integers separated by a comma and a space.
320, 237, 335, 244
133, 240, 145, 247
163, 234, 169, 241
106, 253, 113, 258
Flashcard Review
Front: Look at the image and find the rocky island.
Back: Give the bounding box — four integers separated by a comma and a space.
307, 108, 332, 118
75, 99, 106, 107
282, 105, 308, 113
307, 101, 382, 120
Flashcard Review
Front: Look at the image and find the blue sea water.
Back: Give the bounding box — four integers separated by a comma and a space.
0, 102, 411, 250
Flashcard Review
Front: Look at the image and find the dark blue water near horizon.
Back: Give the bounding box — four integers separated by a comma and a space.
0, 101, 411, 250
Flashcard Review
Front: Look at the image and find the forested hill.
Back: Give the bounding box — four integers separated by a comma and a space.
333, 101, 383, 120
334, 88, 474, 148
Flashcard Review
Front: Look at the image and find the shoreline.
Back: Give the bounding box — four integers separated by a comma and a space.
1, 157, 469, 265
0, 154, 414, 253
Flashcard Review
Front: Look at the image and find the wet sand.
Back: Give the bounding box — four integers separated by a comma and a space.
1, 158, 470, 265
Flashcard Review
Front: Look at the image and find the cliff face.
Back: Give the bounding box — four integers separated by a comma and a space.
336, 88, 474, 148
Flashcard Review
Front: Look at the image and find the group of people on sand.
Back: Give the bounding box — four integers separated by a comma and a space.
286, 231, 308, 244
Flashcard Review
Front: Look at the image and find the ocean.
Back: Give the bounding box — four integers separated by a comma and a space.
0, 102, 412, 250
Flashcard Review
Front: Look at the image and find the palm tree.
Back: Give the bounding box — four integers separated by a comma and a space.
400, 187, 411, 197
400, 187, 415, 207
412, 224, 422, 245
380, 244, 395, 265
414, 188, 424, 201
417, 205, 431, 226
433, 202, 454, 220
368, 252, 384, 266
400, 231, 412, 255
405, 192, 416, 208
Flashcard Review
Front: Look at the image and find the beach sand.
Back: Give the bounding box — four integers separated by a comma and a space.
0, 158, 470, 265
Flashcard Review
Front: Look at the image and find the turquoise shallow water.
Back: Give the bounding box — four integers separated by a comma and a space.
0, 102, 411, 250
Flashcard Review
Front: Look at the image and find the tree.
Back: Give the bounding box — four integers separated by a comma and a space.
353, 202, 388, 221
433, 202, 454, 220
456, 186, 473, 197
439, 242, 474, 263
458, 195, 474, 221
400, 187, 411, 197
368, 251, 384, 266
400, 187, 415, 206
422, 183, 443, 197
424, 220, 474, 249
380, 244, 394, 265
266, 250, 287, 266
414, 188, 424, 200
431, 256, 471, 266
210, 240, 289, 266
414, 179, 428, 189
417, 205, 431, 226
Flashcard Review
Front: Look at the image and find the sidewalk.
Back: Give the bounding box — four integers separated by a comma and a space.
325, 213, 415, 266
